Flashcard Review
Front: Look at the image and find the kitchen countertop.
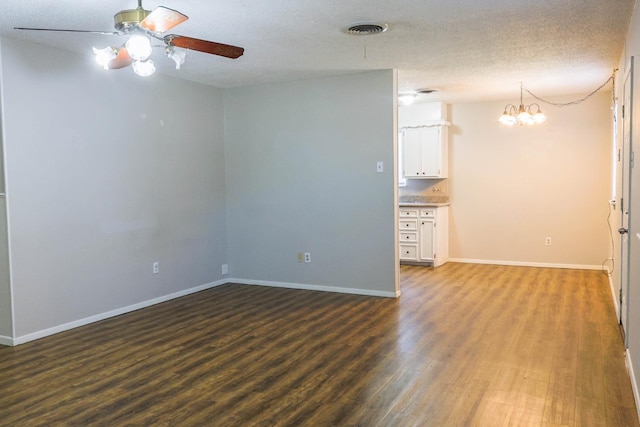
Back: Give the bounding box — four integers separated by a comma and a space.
399, 195, 450, 207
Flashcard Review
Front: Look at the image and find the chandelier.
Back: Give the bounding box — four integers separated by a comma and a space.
498, 83, 547, 126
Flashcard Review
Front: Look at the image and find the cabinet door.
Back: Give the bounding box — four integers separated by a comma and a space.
402, 129, 423, 177
420, 127, 440, 177
433, 206, 449, 267
419, 219, 435, 261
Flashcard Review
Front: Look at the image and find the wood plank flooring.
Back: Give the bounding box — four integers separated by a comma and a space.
0, 263, 637, 426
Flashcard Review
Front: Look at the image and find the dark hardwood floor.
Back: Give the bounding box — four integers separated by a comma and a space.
0, 263, 637, 426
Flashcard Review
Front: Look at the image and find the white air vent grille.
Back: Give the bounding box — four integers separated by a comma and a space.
345, 23, 389, 35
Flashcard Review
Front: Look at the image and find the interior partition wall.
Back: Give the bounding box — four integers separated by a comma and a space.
0, 38, 13, 342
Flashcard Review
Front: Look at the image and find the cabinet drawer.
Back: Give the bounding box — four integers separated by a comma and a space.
399, 209, 418, 218
400, 232, 417, 243
399, 244, 418, 260
421, 209, 435, 218
399, 219, 418, 230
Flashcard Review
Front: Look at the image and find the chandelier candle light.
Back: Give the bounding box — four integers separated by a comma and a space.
498, 83, 547, 126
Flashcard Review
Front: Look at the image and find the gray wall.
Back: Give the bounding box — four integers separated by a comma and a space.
224, 71, 398, 294
1, 38, 228, 338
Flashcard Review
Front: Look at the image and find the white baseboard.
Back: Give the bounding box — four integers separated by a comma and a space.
626, 350, 640, 422
229, 278, 401, 298
6, 277, 399, 347
448, 258, 603, 271
11, 279, 227, 346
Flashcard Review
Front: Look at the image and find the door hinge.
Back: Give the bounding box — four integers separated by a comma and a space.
623, 104, 625, 118
618, 148, 621, 162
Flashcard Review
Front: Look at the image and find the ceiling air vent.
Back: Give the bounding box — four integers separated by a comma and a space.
345, 23, 389, 36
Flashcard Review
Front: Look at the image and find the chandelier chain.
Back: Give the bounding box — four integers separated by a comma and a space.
522, 70, 617, 108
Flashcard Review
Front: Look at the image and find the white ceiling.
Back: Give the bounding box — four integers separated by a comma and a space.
0, 0, 635, 102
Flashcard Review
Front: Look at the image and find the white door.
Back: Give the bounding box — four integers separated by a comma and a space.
621, 58, 634, 345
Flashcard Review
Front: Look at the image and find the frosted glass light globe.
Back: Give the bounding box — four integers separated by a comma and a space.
125, 35, 153, 61
132, 59, 156, 77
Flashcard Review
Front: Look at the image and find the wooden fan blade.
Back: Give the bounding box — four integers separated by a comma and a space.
108, 48, 133, 69
165, 35, 244, 59
14, 27, 119, 35
140, 6, 188, 32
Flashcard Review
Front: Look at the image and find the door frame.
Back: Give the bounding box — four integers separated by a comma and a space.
621, 57, 635, 347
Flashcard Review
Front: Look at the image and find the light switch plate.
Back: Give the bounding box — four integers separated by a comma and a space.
377, 161, 384, 172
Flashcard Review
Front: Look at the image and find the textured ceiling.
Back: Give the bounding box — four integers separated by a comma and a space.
0, 0, 635, 102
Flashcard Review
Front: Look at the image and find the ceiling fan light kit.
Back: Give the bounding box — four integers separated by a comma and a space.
92, 46, 118, 70
124, 34, 153, 61
398, 93, 417, 106
131, 59, 156, 77
14, 0, 244, 78
398, 89, 438, 106
165, 46, 186, 69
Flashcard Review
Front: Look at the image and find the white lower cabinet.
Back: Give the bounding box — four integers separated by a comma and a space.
399, 206, 448, 267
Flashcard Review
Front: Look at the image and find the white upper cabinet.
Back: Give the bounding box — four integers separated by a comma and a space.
398, 102, 449, 180
401, 126, 448, 178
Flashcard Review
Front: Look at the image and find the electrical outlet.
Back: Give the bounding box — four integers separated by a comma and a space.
545, 237, 552, 246
297, 252, 304, 263
221, 264, 228, 275
153, 261, 159, 274
304, 252, 311, 263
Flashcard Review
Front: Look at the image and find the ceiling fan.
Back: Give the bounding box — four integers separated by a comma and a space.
14, 0, 244, 77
